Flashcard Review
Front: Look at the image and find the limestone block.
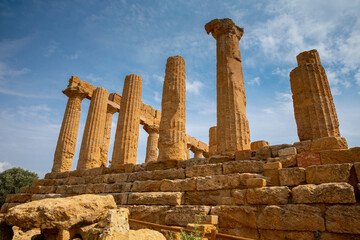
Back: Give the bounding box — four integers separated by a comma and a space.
85, 184, 106, 194
279, 167, 306, 186
222, 160, 264, 174
310, 137, 348, 152
67, 185, 86, 194
31, 194, 69, 202
5, 194, 116, 229
278, 155, 297, 168
165, 206, 211, 227
306, 163, 352, 184
104, 183, 132, 193
278, 147, 297, 157
251, 140, 269, 151
263, 162, 282, 170
185, 164, 222, 178
83, 166, 106, 176
297, 152, 321, 168
255, 146, 271, 160
107, 173, 129, 183
259, 230, 314, 240
67, 176, 85, 185
12, 226, 40, 240
269, 144, 293, 157
117, 229, 166, 240
210, 206, 257, 229
235, 150, 251, 160
5, 194, 31, 203
354, 162, 360, 182
113, 193, 128, 205
131, 180, 161, 192
264, 162, 281, 186
208, 155, 235, 164
246, 186, 290, 204
257, 204, 325, 231
55, 185, 68, 194
128, 168, 184, 182
231, 189, 247, 205
292, 183, 356, 203
160, 178, 197, 192
127, 205, 170, 225
197, 174, 250, 191
325, 205, 360, 234
246, 178, 266, 188
0, 203, 20, 213
320, 147, 360, 164
127, 192, 182, 205
293, 140, 312, 154
183, 190, 231, 205
216, 227, 259, 240
145, 160, 179, 171
196, 214, 218, 225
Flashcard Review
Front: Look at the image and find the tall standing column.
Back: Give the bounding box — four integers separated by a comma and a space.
208, 126, 217, 157
205, 18, 251, 155
143, 125, 159, 163
100, 104, 117, 167
77, 87, 109, 170
290, 49, 340, 141
112, 74, 142, 166
52, 87, 88, 172
158, 56, 187, 161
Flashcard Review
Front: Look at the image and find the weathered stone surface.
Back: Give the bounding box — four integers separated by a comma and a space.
230, 189, 247, 205
217, 227, 259, 240
104, 182, 132, 193
158, 56, 187, 161
292, 183, 356, 203
5, 194, 116, 229
165, 206, 211, 227
264, 162, 281, 186
211, 206, 257, 229
205, 18, 250, 154
354, 162, 360, 182
208, 126, 217, 157
279, 167, 306, 186
184, 190, 231, 205
160, 178, 196, 192
127, 205, 170, 225
325, 205, 360, 234
5, 194, 31, 203
0, 218, 13, 240
196, 173, 256, 191
278, 147, 297, 156
235, 150, 251, 160
107, 173, 129, 183
247, 187, 290, 204
310, 137, 348, 152
297, 152, 321, 168
119, 229, 166, 240
257, 204, 325, 231
255, 146, 271, 160
293, 140, 312, 154
320, 147, 360, 164
306, 163, 352, 184
185, 164, 222, 178
223, 160, 264, 174
269, 144, 293, 157
113, 193, 128, 205
279, 155, 297, 168
131, 180, 161, 192
146, 160, 179, 171
128, 168, 185, 181
12, 226, 40, 240
246, 178, 266, 188
251, 140, 269, 151
127, 192, 182, 205
259, 229, 314, 240
143, 125, 159, 163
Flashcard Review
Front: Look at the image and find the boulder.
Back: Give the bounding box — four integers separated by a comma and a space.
119, 229, 166, 240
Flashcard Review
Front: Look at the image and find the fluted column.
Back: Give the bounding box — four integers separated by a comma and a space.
52, 87, 88, 173
205, 18, 251, 154
158, 56, 187, 161
77, 87, 109, 170
290, 50, 340, 141
112, 74, 142, 166
208, 126, 217, 157
100, 104, 117, 167
143, 124, 159, 163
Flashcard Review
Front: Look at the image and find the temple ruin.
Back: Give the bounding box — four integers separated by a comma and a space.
1, 18, 360, 240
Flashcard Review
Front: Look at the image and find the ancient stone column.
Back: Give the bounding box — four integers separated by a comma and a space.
205, 18, 251, 155
112, 74, 142, 166
290, 50, 340, 141
100, 103, 118, 167
158, 56, 187, 161
52, 86, 88, 173
208, 126, 217, 157
77, 87, 109, 170
190, 146, 203, 158
143, 125, 159, 163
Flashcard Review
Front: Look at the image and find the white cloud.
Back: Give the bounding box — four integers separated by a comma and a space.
0, 61, 31, 82
355, 70, 360, 87
186, 80, 203, 95
247, 77, 260, 86
84, 74, 102, 83
0, 161, 11, 172
154, 91, 161, 103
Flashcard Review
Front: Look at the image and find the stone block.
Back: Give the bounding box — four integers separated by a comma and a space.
165, 206, 211, 227
255, 146, 271, 160
107, 173, 129, 183
246, 186, 290, 204
104, 182, 132, 193
151, 168, 185, 181
320, 147, 360, 164
178, 158, 210, 168
297, 152, 321, 168
67, 184, 86, 194
187, 223, 216, 234
127, 192, 182, 205
235, 150, 251, 160
31, 193, 69, 201
223, 160, 264, 174
230, 189, 247, 205
134, 163, 146, 172
208, 155, 235, 164
325, 205, 360, 234
279, 167, 306, 186
196, 174, 248, 191
246, 178, 266, 188
44, 172, 57, 179
160, 178, 196, 192
292, 183, 356, 204
270, 144, 293, 157
251, 140, 269, 151
183, 190, 231, 205
185, 164, 222, 178
196, 214, 218, 225
354, 162, 360, 182
306, 163, 352, 184
257, 204, 325, 231
217, 227, 259, 240
57, 171, 70, 178
83, 167, 105, 176
0, 203, 20, 213
264, 169, 280, 186
113, 193, 128, 205
5, 194, 31, 203
131, 180, 161, 192
146, 160, 179, 171
263, 162, 282, 170
293, 140, 312, 154
259, 229, 314, 240
127, 205, 171, 225
211, 206, 257, 229
55, 185, 68, 194
310, 137, 348, 152
278, 147, 297, 157
127, 171, 152, 182
85, 183, 106, 194
67, 176, 86, 185
279, 155, 297, 168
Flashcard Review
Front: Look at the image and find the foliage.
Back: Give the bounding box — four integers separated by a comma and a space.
170, 214, 204, 240
0, 167, 38, 207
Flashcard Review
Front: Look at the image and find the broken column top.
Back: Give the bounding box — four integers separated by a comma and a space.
205, 18, 244, 40
296, 49, 321, 66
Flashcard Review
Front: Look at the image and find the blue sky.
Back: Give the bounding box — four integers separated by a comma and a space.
0, 0, 359, 176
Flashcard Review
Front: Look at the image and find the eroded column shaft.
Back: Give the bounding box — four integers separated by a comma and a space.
209, 126, 217, 157
158, 56, 187, 161
52, 88, 87, 172
205, 18, 251, 154
112, 74, 142, 166
144, 125, 159, 163
290, 50, 340, 141
77, 87, 109, 170
100, 105, 117, 167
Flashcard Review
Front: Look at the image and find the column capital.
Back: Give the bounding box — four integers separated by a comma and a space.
143, 124, 159, 134
205, 18, 243, 40
63, 86, 89, 99
107, 103, 118, 114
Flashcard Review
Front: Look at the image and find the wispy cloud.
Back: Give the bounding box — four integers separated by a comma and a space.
186, 80, 203, 95
0, 161, 11, 172
0, 61, 31, 82
153, 91, 161, 103
247, 77, 260, 86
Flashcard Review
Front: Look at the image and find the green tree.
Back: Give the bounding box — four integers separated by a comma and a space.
0, 167, 38, 207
